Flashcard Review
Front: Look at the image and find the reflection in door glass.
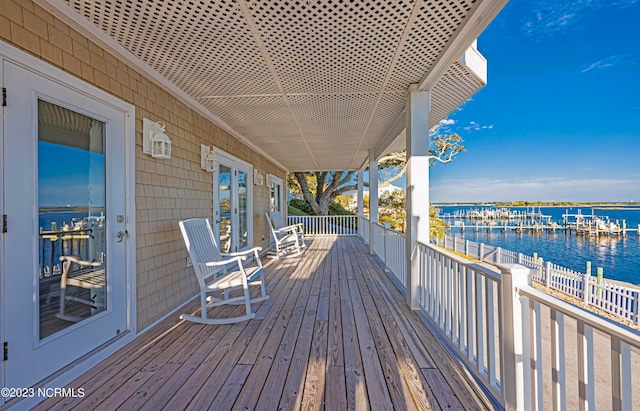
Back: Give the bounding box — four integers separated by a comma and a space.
238, 171, 248, 249
219, 166, 232, 253
37, 100, 107, 339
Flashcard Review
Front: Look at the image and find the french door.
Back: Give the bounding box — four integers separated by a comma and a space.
214, 155, 252, 253
1, 60, 131, 390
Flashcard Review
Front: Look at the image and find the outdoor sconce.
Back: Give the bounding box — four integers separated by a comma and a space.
143, 118, 172, 159
266, 174, 273, 188
200, 144, 216, 172
254, 169, 264, 186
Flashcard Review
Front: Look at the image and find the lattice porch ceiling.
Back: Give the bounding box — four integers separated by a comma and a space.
57, 0, 506, 171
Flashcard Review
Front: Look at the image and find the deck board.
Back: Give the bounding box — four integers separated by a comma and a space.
33, 236, 490, 411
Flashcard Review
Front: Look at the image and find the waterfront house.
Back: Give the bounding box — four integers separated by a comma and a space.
2, 1, 638, 410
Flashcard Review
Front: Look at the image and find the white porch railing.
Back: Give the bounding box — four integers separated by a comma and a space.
287, 215, 358, 236
358, 215, 369, 242
371, 222, 386, 260
417, 242, 504, 402
438, 235, 640, 326
359, 227, 640, 410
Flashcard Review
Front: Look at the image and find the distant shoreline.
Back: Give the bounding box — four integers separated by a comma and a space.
433, 202, 640, 208
39, 206, 104, 214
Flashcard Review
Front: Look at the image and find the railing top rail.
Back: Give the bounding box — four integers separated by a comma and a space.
420, 241, 502, 283
386, 229, 406, 237
518, 286, 640, 348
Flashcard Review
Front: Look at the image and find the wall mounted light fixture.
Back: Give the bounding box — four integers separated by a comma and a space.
200, 144, 216, 172
254, 169, 264, 186
143, 118, 172, 159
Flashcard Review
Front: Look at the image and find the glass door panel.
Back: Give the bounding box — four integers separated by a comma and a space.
238, 170, 248, 250
37, 100, 107, 339
214, 158, 252, 253
218, 165, 232, 253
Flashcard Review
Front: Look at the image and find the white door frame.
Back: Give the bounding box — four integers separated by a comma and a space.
268, 174, 284, 247
213, 149, 254, 253
0, 40, 136, 405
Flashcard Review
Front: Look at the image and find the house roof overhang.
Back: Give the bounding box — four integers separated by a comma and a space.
36, 0, 508, 172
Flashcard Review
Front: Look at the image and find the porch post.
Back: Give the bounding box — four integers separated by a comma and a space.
357, 169, 364, 217
405, 88, 430, 310
357, 169, 364, 238
369, 149, 378, 254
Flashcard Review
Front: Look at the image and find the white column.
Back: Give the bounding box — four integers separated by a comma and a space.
405, 88, 430, 310
357, 169, 364, 217
369, 149, 378, 254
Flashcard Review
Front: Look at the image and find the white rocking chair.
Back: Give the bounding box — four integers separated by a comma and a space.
265, 212, 305, 259
179, 218, 268, 325
57, 255, 105, 322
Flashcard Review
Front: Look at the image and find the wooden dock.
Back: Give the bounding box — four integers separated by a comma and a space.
34, 236, 490, 411
448, 221, 638, 237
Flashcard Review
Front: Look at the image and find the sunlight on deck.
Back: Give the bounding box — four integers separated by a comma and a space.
34, 236, 489, 411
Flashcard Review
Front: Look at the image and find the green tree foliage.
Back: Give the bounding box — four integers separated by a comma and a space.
375, 189, 449, 238
430, 206, 449, 239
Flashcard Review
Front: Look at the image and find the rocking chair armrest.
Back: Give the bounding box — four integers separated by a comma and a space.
203, 255, 246, 267
281, 222, 303, 230
59, 255, 102, 267
273, 225, 301, 234
221, 246, 263, 258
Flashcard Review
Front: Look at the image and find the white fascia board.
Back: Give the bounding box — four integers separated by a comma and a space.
460, 44, 488, 85
34, 0, 289, 174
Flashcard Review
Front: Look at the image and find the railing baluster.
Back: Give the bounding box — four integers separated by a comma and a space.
452, 260, 459, 344
476, 273, 485, 376
487, 279, 496, 387
445, 256, 451, 335
611, 337, 632, 411
551, 310, 566, 411
577, 321, 595, 411
459, 265, 467, 354
467, 269, 475, 364
529, 300, 543, 411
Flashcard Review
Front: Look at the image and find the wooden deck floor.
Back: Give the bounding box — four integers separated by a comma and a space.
35, 236, 490, 411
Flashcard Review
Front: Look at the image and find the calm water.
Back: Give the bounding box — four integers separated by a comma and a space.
437, 206, 640, 285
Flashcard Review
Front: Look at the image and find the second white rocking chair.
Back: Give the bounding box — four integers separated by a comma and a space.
179, 218, 268, 325
265, 212, 305, 259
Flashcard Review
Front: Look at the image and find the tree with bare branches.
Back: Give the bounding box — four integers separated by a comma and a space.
289, 133, 465, 216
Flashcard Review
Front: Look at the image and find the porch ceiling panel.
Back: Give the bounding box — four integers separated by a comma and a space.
287, 94, 378, 144
386, 0, 476, 91
56, 0, 501, 172
429, 61, 484, 128
245, 0, 414, 95
199, 96, 299, 138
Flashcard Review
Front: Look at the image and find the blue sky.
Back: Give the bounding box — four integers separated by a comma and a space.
39, 142, 105, 207
428, 0, 640, 203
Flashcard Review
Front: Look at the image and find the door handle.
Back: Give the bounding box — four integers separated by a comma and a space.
117, 230, 128, 242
